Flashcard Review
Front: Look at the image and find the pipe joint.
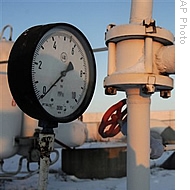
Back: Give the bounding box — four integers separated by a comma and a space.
104, 23, 174, 95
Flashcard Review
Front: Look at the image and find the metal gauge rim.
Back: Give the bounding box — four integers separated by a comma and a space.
8, 23, 96, 123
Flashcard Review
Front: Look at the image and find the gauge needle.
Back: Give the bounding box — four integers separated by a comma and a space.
39, 62, 74, 99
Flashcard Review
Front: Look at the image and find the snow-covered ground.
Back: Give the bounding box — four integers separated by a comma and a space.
0, 147, 175, 190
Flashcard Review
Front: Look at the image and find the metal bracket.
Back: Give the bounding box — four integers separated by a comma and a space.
160, 90, 171, 99
143, 19, 156, 33
142, 76, 156, 94
105, 86, 117, 95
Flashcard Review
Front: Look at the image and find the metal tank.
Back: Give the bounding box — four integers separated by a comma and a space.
0, 25, 22, 159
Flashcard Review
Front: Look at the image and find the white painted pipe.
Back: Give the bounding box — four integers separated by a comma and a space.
38, 156, 50, 190
126, 88, 150, 190
130, 0, 153, 24
127, 3, 153, 189
38, 133, 54, 190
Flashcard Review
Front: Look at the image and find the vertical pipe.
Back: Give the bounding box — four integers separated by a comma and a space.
130, 0, 153, 24
126, 88, 150, 190
107, 42, 116, 76
38, 133, 55, 190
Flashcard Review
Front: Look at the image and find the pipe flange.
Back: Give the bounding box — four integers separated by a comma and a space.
104, 73, 173, 92
105, 24, 174, 46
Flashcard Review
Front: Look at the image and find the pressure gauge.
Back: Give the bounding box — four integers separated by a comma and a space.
8, 23, 96, 123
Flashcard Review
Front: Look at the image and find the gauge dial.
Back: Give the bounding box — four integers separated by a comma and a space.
8, 23, 96, 123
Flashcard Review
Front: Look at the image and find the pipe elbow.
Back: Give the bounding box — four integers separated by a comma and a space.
155, 45, 175, 74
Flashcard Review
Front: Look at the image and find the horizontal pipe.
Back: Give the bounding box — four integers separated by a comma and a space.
93, 47, 108, 53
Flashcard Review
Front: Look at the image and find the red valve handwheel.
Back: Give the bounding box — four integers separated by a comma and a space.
98, 99, 127, 138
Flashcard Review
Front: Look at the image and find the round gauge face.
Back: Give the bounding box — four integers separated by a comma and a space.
8, 23, 96, 123
32, 27, 89, 118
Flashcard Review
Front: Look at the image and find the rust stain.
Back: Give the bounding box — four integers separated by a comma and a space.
105, 147, 126, 159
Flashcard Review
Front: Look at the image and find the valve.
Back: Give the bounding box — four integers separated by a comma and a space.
98, 98, 165, 160
103, 21, 175, 98
98, 99, 127, 138
103, 2, 175, 190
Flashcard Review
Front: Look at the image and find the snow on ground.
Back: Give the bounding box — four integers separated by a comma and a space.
0, 169, 175, 190
0, 147, 175, 190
